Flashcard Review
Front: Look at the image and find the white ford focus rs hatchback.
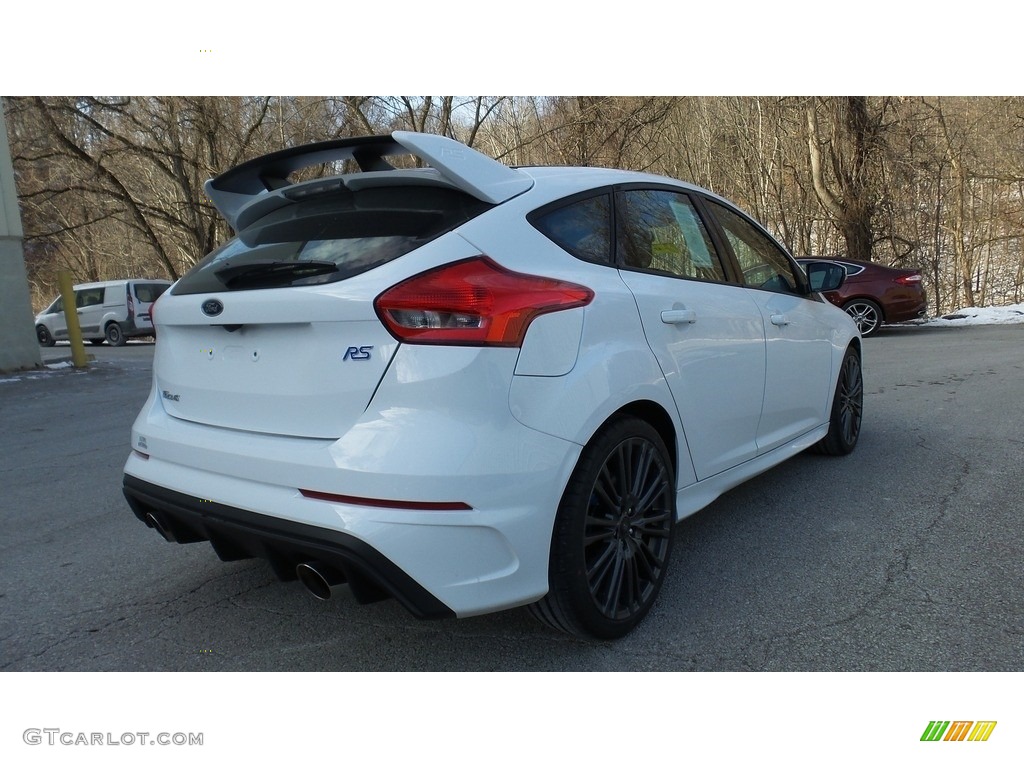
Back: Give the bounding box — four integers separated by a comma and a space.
123, 131, 862, 639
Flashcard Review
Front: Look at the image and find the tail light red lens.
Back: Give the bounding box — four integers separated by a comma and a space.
895, 273, 922, 285
375, 256, 593, 346
300, 488, 471, 511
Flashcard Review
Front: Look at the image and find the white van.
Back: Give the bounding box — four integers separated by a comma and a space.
35, 279, 173, 346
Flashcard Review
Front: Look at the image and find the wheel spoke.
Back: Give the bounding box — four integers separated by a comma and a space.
594, 464, 620, 511
633, 536, 665, 581
614, 443, 629, 499
621, 545, 638, 612
586, 540, 618, 590
633, 510, 672, 536
635, 474, 669, 514
629, 442, 654, 498
601, 548, 626, 615
583, 514, 618, 547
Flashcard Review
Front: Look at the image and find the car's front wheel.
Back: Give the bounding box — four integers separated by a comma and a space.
814, 347, 863, 456
36, 325, 55, 347
530, 415, 676, 639
843, 298, 883, 337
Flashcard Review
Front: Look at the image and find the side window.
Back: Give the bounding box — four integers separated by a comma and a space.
706, 200, 801, 294
75, 288, 105, 308
532, 194, 612, 264
617, 189, 726, 282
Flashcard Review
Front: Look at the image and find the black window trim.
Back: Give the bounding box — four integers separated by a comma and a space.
526, 188, 615, 267
695, 193, 812, 297
530, 181, 814, 297
529, 182, 744, 286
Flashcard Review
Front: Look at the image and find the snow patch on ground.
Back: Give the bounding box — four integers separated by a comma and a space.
0, 359, 84, 384
923, 303, 1024, 327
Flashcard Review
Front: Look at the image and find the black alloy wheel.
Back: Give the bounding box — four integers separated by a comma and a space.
530, 416, 676, 639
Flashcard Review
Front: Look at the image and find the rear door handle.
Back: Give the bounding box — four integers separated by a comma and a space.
770, 314, 790, 326
661, 309, 697, 325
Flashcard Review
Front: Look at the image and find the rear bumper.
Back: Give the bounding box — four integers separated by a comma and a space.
884, 294, 928, 324
123, 474, 454, 619
123, 366, 582, 617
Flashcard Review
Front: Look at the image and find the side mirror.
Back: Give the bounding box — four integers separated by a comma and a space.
804, 261, 846, 293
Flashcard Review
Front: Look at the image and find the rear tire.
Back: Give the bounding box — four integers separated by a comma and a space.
530, 415, 676, 639
843, 299, 883, 337
104, 323, 126, 346
813, 348, 863, 456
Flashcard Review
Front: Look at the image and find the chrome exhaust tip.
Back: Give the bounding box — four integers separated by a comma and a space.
145, 512, 176, 543
296, 561, 345, 601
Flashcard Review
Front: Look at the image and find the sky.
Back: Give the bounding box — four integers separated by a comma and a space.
2, 2, 1019, 95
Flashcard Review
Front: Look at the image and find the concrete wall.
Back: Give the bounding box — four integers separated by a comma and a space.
0, 99, 42, 373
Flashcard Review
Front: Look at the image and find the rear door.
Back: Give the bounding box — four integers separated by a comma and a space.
75, 286, 107, 336
702, 199, 835, 453
614, 188, 766, 480
131, 281, 169, 332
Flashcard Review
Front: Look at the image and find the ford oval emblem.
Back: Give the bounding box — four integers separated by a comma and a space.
202, 299, 224, 317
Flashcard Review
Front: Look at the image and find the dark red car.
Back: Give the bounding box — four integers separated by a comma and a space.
798, 258, 928, 337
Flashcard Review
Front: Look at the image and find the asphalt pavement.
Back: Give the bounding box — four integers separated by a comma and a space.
1, 327, 1022, 671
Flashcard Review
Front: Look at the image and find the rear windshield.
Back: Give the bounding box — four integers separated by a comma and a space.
172, 185, 491, 295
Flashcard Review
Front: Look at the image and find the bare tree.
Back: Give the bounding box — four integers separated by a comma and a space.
806, 97, 891, 263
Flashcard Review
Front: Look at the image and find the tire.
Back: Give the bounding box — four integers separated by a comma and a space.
530, 415, 676, 639
104, 322, 126, 346
813, 348, 863, 456
843, 299, 883, 337
36, 325, 55, 347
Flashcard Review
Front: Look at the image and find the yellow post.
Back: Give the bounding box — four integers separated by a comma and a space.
57, 270, 89, 369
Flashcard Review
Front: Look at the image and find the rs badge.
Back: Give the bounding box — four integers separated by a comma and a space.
343, 346, 373, 361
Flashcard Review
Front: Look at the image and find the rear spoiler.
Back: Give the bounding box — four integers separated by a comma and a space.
204, 131, 533, 231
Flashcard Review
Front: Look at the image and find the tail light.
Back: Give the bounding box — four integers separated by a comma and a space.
895, 273, 922, 286
374, 256, 593, 346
